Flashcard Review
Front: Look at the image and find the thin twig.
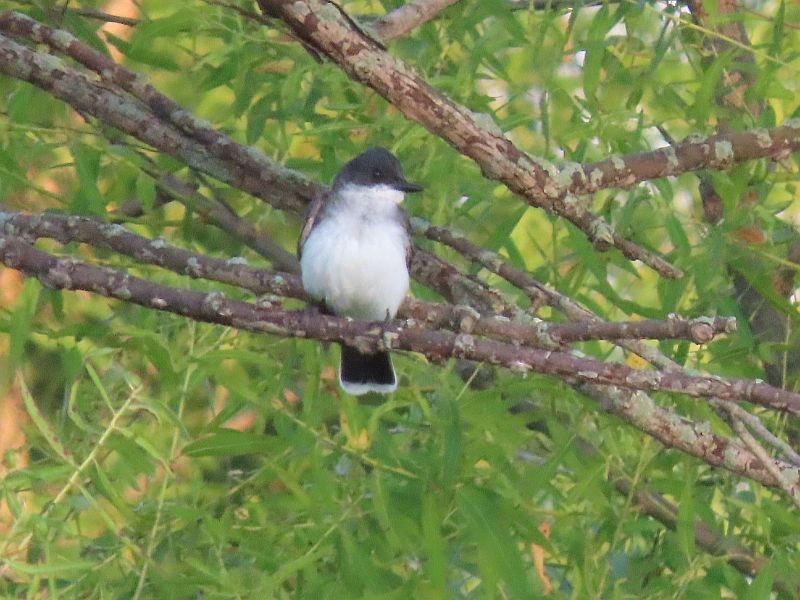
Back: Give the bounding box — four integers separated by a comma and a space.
712, 399, 800, 468
133, 329, 196, 599
71, 8, 140, 26
149, 171, 301, 273
730, 417, 800, 510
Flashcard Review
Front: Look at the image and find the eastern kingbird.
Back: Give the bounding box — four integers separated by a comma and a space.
298, 147, 422, 395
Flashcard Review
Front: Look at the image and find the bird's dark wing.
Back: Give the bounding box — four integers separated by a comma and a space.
297, 190, 329, 259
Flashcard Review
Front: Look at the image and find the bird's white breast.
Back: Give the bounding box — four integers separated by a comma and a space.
300, 185, 409, 321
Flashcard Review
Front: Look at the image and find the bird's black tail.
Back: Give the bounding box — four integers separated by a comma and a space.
339, 345, 397, 395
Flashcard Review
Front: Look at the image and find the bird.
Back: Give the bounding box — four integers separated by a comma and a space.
298, 147, 422, 395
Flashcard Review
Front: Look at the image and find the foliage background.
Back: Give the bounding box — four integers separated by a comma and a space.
0, 0, 798, 597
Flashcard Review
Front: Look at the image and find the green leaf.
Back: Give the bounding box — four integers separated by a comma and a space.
246, 95, 273, 144
20, 376, 71, 463
457, 487, 531, 597
9, 278, 40, 371
676, 466, 696, 559
691, 50, 734, 122
125, 13, 197, 70
421, 492, 447, 594
5, 560, 98, 575
69, 143, 105, 214
582, 6, 614, 102
182, 429, 279, 457
136, 174, 157, 212
743, 561, 774, 600
90, 463, 137, 522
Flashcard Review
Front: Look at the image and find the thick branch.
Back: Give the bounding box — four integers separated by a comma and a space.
0, 11, 320, 211
0, 28, 315, 216
264, 1, 800, 279
571, 125, 800, 197
0, 233, 797, 412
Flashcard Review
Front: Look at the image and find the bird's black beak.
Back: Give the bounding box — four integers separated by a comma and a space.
394, 180, 424, 193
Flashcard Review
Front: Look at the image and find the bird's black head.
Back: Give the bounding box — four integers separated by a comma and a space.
332, 147, 423, 193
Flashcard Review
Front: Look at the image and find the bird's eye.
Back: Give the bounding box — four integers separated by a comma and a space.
373, 169, 381, 179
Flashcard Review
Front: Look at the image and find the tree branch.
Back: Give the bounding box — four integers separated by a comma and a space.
0, 207, 307, 300
0, 208, 733, 348
0, 232, 797, 412
609, 471, 783, 586
69, 8, 139, 27
571, 125, 800, 197
148, 170, 300, 273
3, 225, 794, 492
730, 417, 800, 510
372, 0, 462, 40
0, 205, 792, 497
0, 20, 317, 215
580, 384, 797, 488
0, 11, 317, 205
565, 435, 789, 589
711, 399, 800, 468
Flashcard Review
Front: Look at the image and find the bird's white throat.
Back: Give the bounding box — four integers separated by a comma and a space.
338, 183, 405, 209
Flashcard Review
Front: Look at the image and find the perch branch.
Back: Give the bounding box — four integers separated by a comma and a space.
1, 228, 794, 492
0, 232, 797, 412
0, 209, 733, 347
